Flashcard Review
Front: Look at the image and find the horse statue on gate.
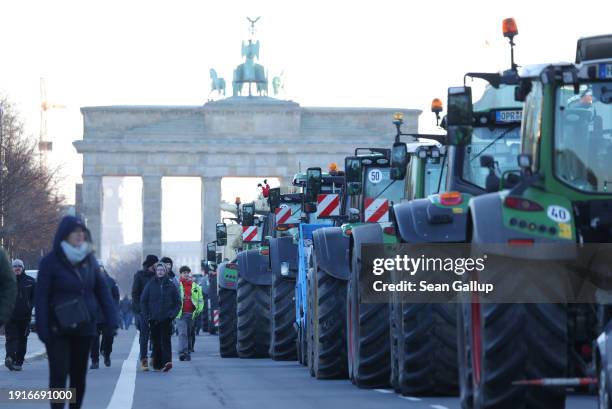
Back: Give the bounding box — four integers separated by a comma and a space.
209, 69, 226, 96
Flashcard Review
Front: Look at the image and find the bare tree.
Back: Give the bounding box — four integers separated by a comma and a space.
0, 96, 64, 268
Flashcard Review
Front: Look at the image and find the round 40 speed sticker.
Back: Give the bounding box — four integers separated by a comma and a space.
547, 205, 571, 223
368, 168, 383, 184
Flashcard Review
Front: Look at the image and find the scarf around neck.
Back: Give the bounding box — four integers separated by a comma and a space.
60, 241, 91, 265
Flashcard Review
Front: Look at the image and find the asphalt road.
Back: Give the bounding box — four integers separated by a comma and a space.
0, 329, 598, 409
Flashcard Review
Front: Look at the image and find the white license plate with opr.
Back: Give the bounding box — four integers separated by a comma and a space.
496, 110, 522, 123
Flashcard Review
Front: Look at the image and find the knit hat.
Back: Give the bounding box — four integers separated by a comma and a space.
12, 259, 24, 268
153, 262, 168, 274
143, 254, 159, 269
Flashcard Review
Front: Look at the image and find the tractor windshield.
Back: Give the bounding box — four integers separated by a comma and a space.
554, 82, 612, 193
363, 167, 404, 203
462, 125, 521, 190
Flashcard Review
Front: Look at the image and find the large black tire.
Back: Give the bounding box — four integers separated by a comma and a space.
457, 302, 473, 409
463, 302, 567, 409
269, 274, 297, 361
307, 262, 315, 376
236, 278, 271, 358
218, 288, 238, 358
396, 303, 458, 396
390, 299, 401, 392
312, 257, 348, 379
347, 250, 390, 388
201, 296, 209, 332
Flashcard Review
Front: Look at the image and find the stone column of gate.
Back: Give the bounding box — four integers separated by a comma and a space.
81, 175, 102, 253
201, 176, 222, 253
142, 175, 162, 259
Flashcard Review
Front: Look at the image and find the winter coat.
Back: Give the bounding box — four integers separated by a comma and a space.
177, 280, 204, 319
0, 247, 16, 326
140, 276, 181, 323
34, 216, 119, 344
131, 269, 155, 314
11, 273, 36, 321
95, 272, 119, 324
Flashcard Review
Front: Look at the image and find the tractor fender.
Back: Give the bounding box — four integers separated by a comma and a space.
217, 262, 238, 291
469, 193, 577, 260
349, 223, 384, 272
237, 249, 272, 286
269, 236, 298, 278
312, 227, 350, 281
393, 198, 468, 243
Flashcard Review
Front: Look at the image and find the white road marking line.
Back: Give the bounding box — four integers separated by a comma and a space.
400, 396, 422, 401
374, 389, 394, 393
430, 405, 449, 409
106, 335, 139, 409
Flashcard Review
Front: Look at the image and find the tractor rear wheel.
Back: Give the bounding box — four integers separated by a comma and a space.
218, 287, 238, 358
236, 278, 271, 358
347, 250, 390, 388
269, 274, 297, 361
312, 261, 348, 379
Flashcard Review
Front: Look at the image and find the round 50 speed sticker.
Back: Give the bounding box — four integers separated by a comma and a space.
368, 169, 383, 184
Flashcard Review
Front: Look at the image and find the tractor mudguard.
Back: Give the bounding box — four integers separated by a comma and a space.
312, 227, 350, 281
217, 262, 238, 290
350, 223, 384, 267
270, 236, 298, 278
469, 193, 577, 260
237, 249, 272, 286
393, 199, 468, 243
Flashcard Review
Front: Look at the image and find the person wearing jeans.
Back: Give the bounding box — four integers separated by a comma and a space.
140, 263, 180, 372
176, 266, 203, 361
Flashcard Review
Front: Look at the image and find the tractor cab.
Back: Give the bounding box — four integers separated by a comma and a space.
292, 167, 346, 226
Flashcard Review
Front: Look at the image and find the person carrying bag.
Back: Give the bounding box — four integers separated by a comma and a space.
35, 216, 119, 409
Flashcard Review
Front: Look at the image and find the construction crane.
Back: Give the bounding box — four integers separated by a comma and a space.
39, 78, 66, 165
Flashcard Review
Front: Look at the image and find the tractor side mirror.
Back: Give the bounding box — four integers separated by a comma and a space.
306, 167, 322, 203
345, 157, 363, 195
268, 188, 281, 212
515, 79, 532, 102
206, 242, 216, 264
501, 170, 521, 189
391, 142, 409, 180
215, 223, 227, 246
447, 86, 473, 145
242, 203, 255, 226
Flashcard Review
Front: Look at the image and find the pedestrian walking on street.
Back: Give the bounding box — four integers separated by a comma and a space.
140, 262, 180, 372
0, 247, 16, 333
160, 256, 180, 289
4, 259, 35, 371
90, 262, 119, 369
35, 216, 119, 409
177, 266, 203, 361
119, 295, 133, 330
131, 254, 158, 371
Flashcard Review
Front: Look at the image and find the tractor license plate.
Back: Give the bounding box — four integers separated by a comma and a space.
496, 110, 522, 123
600, 63, 612, 79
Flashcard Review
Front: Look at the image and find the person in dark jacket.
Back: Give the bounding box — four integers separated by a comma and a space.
4, 259, 35, 371
0, 247, 16, 330
131, 254, 158, 371
89, 262, 119, 369
160, 256, 179, 289
118, 295, 132, 330
140, 262, 180, 372
35, 216, 119, 409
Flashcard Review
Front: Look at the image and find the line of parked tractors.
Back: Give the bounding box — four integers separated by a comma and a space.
202, 20, 612, 409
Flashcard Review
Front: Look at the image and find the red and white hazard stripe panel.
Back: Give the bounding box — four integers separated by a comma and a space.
213, 310, 219, 328
242, 226, 259, 242
316, 194, 340, 218
364, 198, 389, 223
275, 206, 293, 224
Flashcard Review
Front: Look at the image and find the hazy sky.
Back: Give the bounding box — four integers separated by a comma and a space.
1, 0, 611, 243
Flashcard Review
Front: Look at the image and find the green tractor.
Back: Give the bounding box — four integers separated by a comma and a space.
460, 34, 612, 408
307, 138, 442, 385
